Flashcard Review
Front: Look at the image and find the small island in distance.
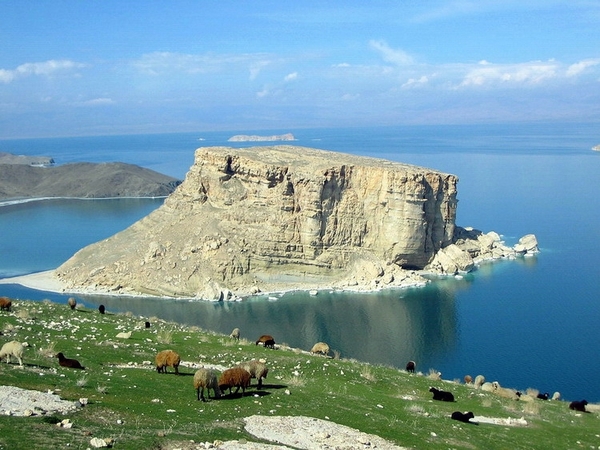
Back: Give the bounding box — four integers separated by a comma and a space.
228, 132, 295, 142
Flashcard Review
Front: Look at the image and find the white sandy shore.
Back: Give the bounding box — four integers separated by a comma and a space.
0, 270, 66, 293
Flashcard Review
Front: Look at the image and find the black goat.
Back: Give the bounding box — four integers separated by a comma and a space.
569, 400, 588, 412
451, 411, 477, 424
429, 386, 455, 402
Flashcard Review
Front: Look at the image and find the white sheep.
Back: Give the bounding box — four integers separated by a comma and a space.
0, 340, 24, 366
310, 342, 330, 356
229, 328, 240, 341
474, 374, 485, 388
116, 331, 132, 339
193, 368, 221, 401
238, 360, 268, 389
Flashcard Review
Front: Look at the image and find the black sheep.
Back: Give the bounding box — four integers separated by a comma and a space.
569, 400, 588, 412
429, 386, 455, 402
406, 360, 416, 373
537, 392, 549, 400
255, 334, 275, 349
451, 411, 477, 424
56, 352, 85, 370
98, 304, 105, 314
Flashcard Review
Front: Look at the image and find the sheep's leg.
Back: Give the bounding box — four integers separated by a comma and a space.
17, 356, 22, 366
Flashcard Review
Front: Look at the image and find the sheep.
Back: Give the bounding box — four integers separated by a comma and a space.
481, 381, 520, 400
145, 321, 151, 328
0, 297, 12, 312
474, 375, 485, 388
255, 334, 275, 349
67, 297, 77, 310
451, 411, 477, 424
238, 360, 268, 389
116, 331, 132, 339
310, 342, 330, 356
405, 360, 416, 373
155, 350, 181, 375
229, 328, 240, 341
569, 400, 588, 412
56, 352, 84, 369
552, 392, 561, 401
0, 340, 24, 366
464, 375, 473, 384
429, 386, 455, 402
98, 304, 105, 314
536, 392, 550, 400
193, 368, 221, 402
218, 366, 251, 396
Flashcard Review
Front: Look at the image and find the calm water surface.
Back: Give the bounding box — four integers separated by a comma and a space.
0, 123, 598, 402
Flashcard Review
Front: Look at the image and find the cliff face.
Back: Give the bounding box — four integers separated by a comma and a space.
56, 146, 458, 299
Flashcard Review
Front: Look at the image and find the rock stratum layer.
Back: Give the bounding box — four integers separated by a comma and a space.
55, 145, 537, 300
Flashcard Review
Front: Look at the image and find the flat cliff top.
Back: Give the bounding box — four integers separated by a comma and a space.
197, 145, 448, 175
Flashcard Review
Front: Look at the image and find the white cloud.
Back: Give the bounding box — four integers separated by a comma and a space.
402, 75, 429, 89
284, 72, 298, 82
566, 58, 600, 77
0, 59, 86, 84
369, 40, 414, 66
79, 98, 115, 106
457, 60, 559, 87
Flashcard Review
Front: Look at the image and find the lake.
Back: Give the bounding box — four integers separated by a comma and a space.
0, 122, 599, 401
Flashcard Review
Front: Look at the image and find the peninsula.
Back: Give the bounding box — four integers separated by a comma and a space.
0, 153, 181, 201
228, 132, 295, 142
52, 145, 538, 300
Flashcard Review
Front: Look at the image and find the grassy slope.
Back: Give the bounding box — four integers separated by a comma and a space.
0, 299, 598, 449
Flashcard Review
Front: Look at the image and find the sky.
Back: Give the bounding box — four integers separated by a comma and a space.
1, 1, 600, 138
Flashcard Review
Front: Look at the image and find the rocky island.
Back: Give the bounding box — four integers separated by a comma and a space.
53, 145, 538, 300
228, 132, 295, 142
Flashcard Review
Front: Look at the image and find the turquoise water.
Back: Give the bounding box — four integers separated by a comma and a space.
0, 123, 599, 401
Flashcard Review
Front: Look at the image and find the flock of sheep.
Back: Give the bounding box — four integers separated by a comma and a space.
0, 297, 594, 417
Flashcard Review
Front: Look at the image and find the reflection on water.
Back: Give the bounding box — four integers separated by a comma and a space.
3, 280, 465, 373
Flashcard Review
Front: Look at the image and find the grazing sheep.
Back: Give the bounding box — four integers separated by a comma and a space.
537, 392, 550, 400
218, 367, 251, 396
98, 304, 105, 314
405, 360, 416, 373
145, 321, 151, 328
155, 350, 181, 375
481, 381, 520, 400
67, 297, 77, 310
238, 360, 268, 389
229, 328, 240, 341
0, 340, 24, 366
0, 297, 12, 312
464, 375, 473, 384
451, 411, 476, 424
310, 342, 330, 356
116, 331, 132, 339
193, 368, 221, 402
255, 334, 275, 349
569, 400, 588, 412
56, 352, 84, 369
429, 386, 455, 402
474, 375, 485, 388
552, 392, 561, 401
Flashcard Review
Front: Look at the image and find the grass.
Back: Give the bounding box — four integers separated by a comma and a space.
0, 299, 599, 449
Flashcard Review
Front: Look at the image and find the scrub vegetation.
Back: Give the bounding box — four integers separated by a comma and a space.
0, 299, 598, 449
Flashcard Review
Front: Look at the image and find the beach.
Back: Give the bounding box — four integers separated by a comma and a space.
0, 270, 65, 294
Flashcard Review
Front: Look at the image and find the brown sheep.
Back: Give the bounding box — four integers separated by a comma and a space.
218, 367, 251, 396
56, 352, 85, 369
310, 342, 330, 356
67, 297, 77, 310
155, 350, 181, 375
238, 360, 268, 389
0, 297, 12, 312
255, 334, 275, 349
193, 368, 221, 402
464, 375, 473, 384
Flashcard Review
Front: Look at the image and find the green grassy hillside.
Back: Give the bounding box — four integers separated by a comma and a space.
0, 299, 597, 449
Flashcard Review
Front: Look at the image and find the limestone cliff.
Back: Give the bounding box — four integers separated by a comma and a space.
55, 145, 459, 299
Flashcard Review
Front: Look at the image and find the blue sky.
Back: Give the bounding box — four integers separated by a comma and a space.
1, 1, 599, 138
